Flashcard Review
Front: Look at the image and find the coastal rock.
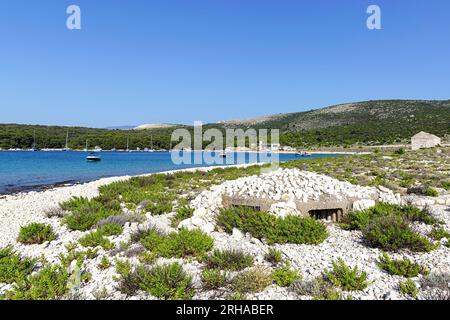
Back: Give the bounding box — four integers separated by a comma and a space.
352, 199, 376, 211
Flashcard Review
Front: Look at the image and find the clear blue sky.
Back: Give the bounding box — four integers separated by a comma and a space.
1, 0, 449, 127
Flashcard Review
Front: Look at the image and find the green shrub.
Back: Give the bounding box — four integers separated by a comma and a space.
295, 277, 348, 300
442, 181, 450, 190
98, 256, 111, 270
62, 196, 121, 231
204, 249, 254, 271
4, 264, 69, 300
323, 259, 368, 291
17, 223, 56, 245
399, 279, 419, 298
201, 268, 227, 290
265, 247, 283, 265
136, 263, 195, 300
98, 223, 123, 236
231, 267, 272, 294
216, 207, 328, 245
341, 203, 438, 231
429, 227, 450, 240
171, 206, 194, 227
395, 148, 405, 155
226, 292, 247, 300
271, 262, 301, 287
377, 253, 429, 277
425, 187, 439, 197
140, 227, 213, 259
0, 247, 36, 284
79, 231, 114, 250
114, 259, 140, 296
363, 216, 436, 252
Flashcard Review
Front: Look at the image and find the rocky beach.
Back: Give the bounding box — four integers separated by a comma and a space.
1, 163, 449, 300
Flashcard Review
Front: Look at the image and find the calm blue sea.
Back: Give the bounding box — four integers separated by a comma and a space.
0, 151, 341, 194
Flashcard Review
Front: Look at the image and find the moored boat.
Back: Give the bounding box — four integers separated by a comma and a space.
86, 152, 101, 162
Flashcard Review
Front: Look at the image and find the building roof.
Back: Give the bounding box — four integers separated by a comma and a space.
411, 131, 441, 140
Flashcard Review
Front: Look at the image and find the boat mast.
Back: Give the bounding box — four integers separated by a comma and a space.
126, 136, 129, 152
32, 130, 36, 150
65, 130, 69, 150
150, 135, 153, 150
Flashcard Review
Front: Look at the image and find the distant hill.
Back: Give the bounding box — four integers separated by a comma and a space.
134, 123, 178, 130
219, 100, 450, 147
104, 125, 136, 130
1, 100, 449, 149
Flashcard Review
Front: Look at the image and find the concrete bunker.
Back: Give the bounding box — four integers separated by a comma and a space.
222, 194, 359, 223
308, 208, 344, 222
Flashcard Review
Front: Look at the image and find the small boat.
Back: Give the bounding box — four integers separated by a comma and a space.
296, 151, 312, 157
219, 151, 227, 158
86, 153, 101, 162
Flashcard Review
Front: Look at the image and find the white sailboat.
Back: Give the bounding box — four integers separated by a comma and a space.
148, 135, 155, 152
63, 130, 70, 151
126, 136, 131, 152
31, 130, 37, 151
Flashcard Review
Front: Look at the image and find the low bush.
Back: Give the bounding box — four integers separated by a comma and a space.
171, 206, 195, 227
399, 279, 419, 298
265, 247, 283, 265
204, 249, 254, 271
0, 247, 36, 284
79, 231, 114, 251
226, 292, 247, 300
231, 267, 272, 294
395, 148, 405, 155
442, 181, 450, 190
98, 256, 111, 270
136, 263, 195, 300
362, 216, 436, 252
97, 213, 144, 228
294, 277, 348, 300
114, 259, 140, 296
140, 227, 213, 259
323, 259, 368, 291
271, 262, 301, 287
425, 187, 439, 197
98, 223, 123, 236
216, 207, 328, 245
201, 268, 227, 290
4, 264, 69, 300
61, 196, 122, 231
341, 203, 438, 231
377, 253, 429, 278
429, 227, 450, 240
17, 223, 56, 245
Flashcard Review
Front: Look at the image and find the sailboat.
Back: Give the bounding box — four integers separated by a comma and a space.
31, 130, 37, 151
84, 140, 88, 152
126, 136, 131, 152
63, 130, 70, 151
148, 135, 155, 152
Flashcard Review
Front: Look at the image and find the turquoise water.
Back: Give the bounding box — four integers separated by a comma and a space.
0, 151, 340, 194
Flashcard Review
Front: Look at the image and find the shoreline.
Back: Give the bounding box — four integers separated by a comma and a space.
0, 151, 357, 196
0, 162, 266, 199
0, 149, 367, 155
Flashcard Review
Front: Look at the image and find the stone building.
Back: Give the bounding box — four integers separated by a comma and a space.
411, 131, 441, 150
